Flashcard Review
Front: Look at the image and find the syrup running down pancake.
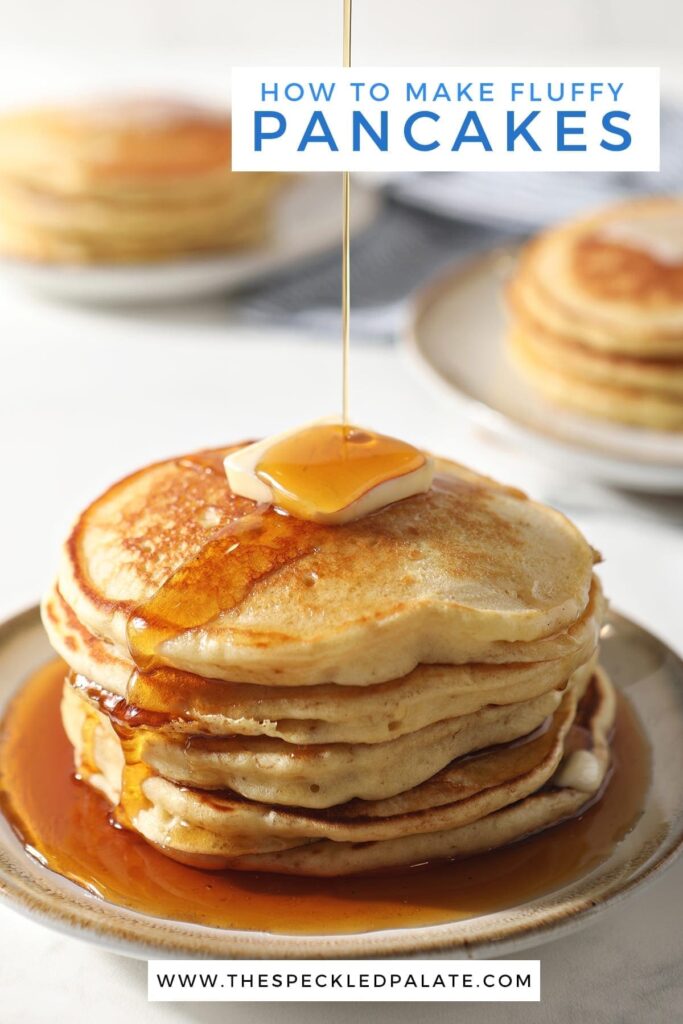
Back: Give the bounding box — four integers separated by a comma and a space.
0, 657, 649, 933
57, 447, 597, 686
40, 440, 614, 875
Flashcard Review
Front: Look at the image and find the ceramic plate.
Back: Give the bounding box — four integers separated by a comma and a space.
0, 175, 379, 305
0, 606, 681, 959
405, 251, 683, 493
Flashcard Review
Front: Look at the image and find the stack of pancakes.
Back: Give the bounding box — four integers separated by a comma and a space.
0, 98, 282, 263
43, 446, 614, 877
506, 197, 683, 430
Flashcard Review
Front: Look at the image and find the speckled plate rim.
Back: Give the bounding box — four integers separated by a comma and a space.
0, 605, 682, 961
402, 250, 683, 491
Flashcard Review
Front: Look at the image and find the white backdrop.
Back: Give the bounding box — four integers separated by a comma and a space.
0, 0, 680, 60
0, 0, 680, 106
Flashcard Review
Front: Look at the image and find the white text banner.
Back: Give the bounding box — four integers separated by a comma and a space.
231, 66, 659, 172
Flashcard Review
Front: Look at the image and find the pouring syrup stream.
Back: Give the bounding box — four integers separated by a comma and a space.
341, 0, 352, 427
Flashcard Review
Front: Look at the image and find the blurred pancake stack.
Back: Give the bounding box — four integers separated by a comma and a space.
43, 444, 614, 877
0, 98, 283, 263
506, 197, 683, 430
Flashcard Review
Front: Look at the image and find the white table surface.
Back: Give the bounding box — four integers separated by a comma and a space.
0, 278, 681, 1023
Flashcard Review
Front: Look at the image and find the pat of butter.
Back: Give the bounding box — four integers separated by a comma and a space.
224, 419, 434, 525
553, 750, 601, 794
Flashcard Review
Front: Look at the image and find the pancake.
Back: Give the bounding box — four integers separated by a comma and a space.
62, 675, 566, 807
60, 663, 614, 872
43, 581, 602, 744
46, 440, 611, 878
134, 686, 578, 847
0, 98, 284, 263
508, 289, 683, 398
143, 681, 577, 847
55, 446, 597, 688
0, 99, 234, 188
505, 197, 683, 429
0, 180, 276, 263
225, 670, 616, 874
512, 251, 683, 360
516, 198, 683, 356
509, 329, 683, 430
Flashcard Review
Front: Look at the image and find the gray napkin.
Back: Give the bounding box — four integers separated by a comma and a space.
239, 202, 505, 338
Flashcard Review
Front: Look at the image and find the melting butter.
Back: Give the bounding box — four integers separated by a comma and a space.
225, 420, 434, 524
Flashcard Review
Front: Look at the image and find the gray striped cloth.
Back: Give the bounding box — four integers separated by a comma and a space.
239, 107, 683, 339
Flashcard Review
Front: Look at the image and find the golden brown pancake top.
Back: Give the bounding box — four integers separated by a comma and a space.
573, 234, 683, 308
0, 98, 232, 186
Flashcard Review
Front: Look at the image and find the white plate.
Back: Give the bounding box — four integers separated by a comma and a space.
0, 175, 379, 305
0, 606, 681, 959
405, 250, 683, 493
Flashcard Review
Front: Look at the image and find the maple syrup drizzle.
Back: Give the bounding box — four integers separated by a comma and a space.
122, 427, 427, 825
111, 726, 155, 830
127, 429, 429, 678
72, 673, 172, 729
0, 660, 652, 935
126, 509, 324, 673
341, 0, 352, 425
255, 423, 427, 519
76, 706, 100, 784
123, 505, 330, 822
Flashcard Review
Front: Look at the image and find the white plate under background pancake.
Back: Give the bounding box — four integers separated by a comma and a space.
0, 175, 379, 305
404, 250, 683, 494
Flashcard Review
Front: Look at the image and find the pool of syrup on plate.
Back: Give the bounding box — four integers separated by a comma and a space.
0, 658, 651, 935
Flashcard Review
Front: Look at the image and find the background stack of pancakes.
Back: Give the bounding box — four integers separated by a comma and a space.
43, 446, 614, 877
0, 98, 283, 263
506, 197, 683, 430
